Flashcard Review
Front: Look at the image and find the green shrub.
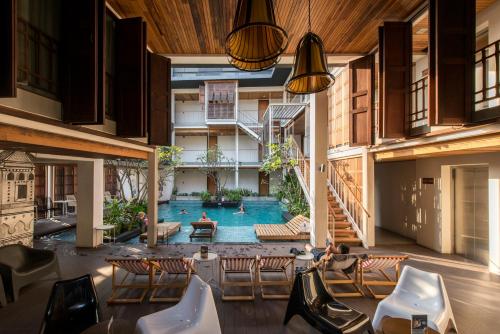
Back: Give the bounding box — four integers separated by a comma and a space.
200, 191, 212, 202
190, 191, 201, 196
277, 173, 309, 217
224, 189, 242, 202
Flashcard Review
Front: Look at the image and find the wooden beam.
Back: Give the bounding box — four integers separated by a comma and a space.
374, 132, 500, 161
0, 123, 148, 160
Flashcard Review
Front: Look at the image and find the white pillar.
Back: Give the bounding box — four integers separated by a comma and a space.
363, 150, 376, 247
147, 149, 159, 248
310, 91, 329, 247
76, 159, 104, 248
235, 125, 239, 188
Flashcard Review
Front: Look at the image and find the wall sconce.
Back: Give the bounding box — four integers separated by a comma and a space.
319, 164, 325, 173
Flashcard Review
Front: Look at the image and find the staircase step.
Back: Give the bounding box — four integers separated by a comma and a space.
334, 229, 356, 236
334, 237, 363, 245
333, 221, 351, 228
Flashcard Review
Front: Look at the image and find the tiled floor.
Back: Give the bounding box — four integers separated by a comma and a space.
1, 240, 499, 333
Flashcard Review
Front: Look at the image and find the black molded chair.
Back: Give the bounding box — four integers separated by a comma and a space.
284, 267, 374, 334
40, 274, 101, 334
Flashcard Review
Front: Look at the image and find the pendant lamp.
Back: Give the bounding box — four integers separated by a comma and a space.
286, 0, 334, 94
226, 0, 288, 71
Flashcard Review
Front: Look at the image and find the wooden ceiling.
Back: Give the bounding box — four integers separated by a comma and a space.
108, 0, 429, 55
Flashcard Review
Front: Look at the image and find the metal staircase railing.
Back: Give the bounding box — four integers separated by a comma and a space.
237, 112, 263, 142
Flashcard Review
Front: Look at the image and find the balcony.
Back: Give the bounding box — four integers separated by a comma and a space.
174, 111, 206, 128
474, 40, 500, 121
179, 149, 260, 167
409, 76, 429, 135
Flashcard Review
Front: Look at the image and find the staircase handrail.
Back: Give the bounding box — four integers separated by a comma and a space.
329, 161, 370, 217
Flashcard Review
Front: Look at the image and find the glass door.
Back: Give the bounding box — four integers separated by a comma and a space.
453, 166, 489, 265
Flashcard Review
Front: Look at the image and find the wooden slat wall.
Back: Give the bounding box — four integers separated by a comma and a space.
148, 53, 172, 146
115, 17, 147, 137
333, 157, 363, 201
328, 68, 350, 149
259, 172, 269, 196
349, 54, 374, 146
0, 0, 16, 97
430, 0, 475, 125
379, 22, 412, 138
61, 0, 105, 124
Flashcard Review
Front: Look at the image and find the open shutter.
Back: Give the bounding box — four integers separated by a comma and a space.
115, 17, 146, 137
61, 0, 105, 124
430, 0, 475, 125
148, 53, 172, 146
379, 22, 411, 138
349, 54, 374, 146
0, 0, 16, 97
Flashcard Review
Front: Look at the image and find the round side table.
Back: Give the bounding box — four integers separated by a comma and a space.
192, 251, 218, 285
296, 252, 315, 269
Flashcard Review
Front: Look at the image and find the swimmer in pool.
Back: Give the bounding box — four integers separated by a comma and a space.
234, 203, 245, 214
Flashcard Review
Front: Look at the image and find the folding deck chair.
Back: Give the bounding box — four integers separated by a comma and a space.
219, 256, 257, 301
257, 255, 295, 299
149, 257, 195, 302
359, 255, 408, 299
106, 258, 151, 304
320, 254, 365, 297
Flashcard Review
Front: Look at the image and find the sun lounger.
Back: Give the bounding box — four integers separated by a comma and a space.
105, 257, 151, 304
149, 257, 195, 302
359, 255, 408, 299
320, 254, 366, 297
219, 256, 256, 301
254, 215, 310, 240
139, 222, 181, 244
189, 221, 218, 241
257, 255, 295, 299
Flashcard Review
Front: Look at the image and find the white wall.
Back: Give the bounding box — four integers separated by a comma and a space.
175, 136, 207, 162
175, 170, 207, 194
238, 135, 259, 162
477, 0, 500, 42
217, 135, 236, 161
175, 101, 204, 126
219, 170, 236, 190
238, 169, 259, 193
375, 161, 418, 241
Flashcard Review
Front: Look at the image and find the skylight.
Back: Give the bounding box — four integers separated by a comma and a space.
172, 67, 275, 81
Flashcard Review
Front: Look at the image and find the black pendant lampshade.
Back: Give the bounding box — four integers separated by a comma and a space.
226, 0, 288, 71
285, 32, 334, 94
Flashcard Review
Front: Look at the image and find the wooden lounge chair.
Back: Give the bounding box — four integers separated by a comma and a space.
219, 256, 256, 301
139, 222, 181, 244
190, 221, 218, 241
254, 215, 310, 241
257, 255, 295, 299
320, 254, 364, 297
149, 257, 195, 302
359, 255, 409, 299
106, 258, 151, 304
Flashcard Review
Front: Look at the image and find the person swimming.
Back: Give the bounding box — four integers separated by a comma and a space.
234, 203, 245, 214
179, 209, 188, 214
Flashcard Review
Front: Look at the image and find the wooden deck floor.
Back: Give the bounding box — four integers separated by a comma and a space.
0, 240, 499, 334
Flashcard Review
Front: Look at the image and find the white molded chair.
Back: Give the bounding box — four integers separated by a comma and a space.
66, 194, 77, 214
135, 275, 222, 334
372, 265, 458, 334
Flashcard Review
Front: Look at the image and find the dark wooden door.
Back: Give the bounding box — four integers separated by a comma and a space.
349, 54, 374, 146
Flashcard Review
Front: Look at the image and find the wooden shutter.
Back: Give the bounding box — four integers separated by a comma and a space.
430, 0, 475, 125
349, 54, 374, 146
379, 22, 411, 138
0, 0, 16, 97
115, 17, 146, 137
148, 53, 172, 146
61, 0, 105, 124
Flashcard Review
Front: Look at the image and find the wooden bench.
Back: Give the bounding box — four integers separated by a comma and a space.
189, 221, 218, 241
139, 222, 181, 244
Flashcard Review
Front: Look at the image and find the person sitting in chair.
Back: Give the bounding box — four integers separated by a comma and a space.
199, 211, 211, 222
305, 232, 350, 262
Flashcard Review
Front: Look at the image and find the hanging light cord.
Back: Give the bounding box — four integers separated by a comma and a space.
308, 0, 311, 32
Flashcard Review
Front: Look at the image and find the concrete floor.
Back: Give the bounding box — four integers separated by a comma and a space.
34, 215, 76, 238
1, 239, 499, 334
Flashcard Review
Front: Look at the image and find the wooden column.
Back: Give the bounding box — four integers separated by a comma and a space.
147, 149, 159, 248
76, 159, 104, 247
363, 150, 375, 247
310, 91, 329, 247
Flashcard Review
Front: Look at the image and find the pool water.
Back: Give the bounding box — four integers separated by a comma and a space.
46, 200, 286, 243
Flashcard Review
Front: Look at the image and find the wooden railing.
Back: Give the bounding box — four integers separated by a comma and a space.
328, 161, 370, 234
475, 40, 500, 114
409, 76, 428, 130
290, 136, 310, 190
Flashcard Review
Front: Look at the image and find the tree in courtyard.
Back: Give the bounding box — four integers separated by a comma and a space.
196, 145, 235, 200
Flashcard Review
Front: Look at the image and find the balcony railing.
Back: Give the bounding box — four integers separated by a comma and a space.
409, 76, 429, 132
180, 149, 259, 165
474, 40, 500, 116
175, 111, 206, 127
